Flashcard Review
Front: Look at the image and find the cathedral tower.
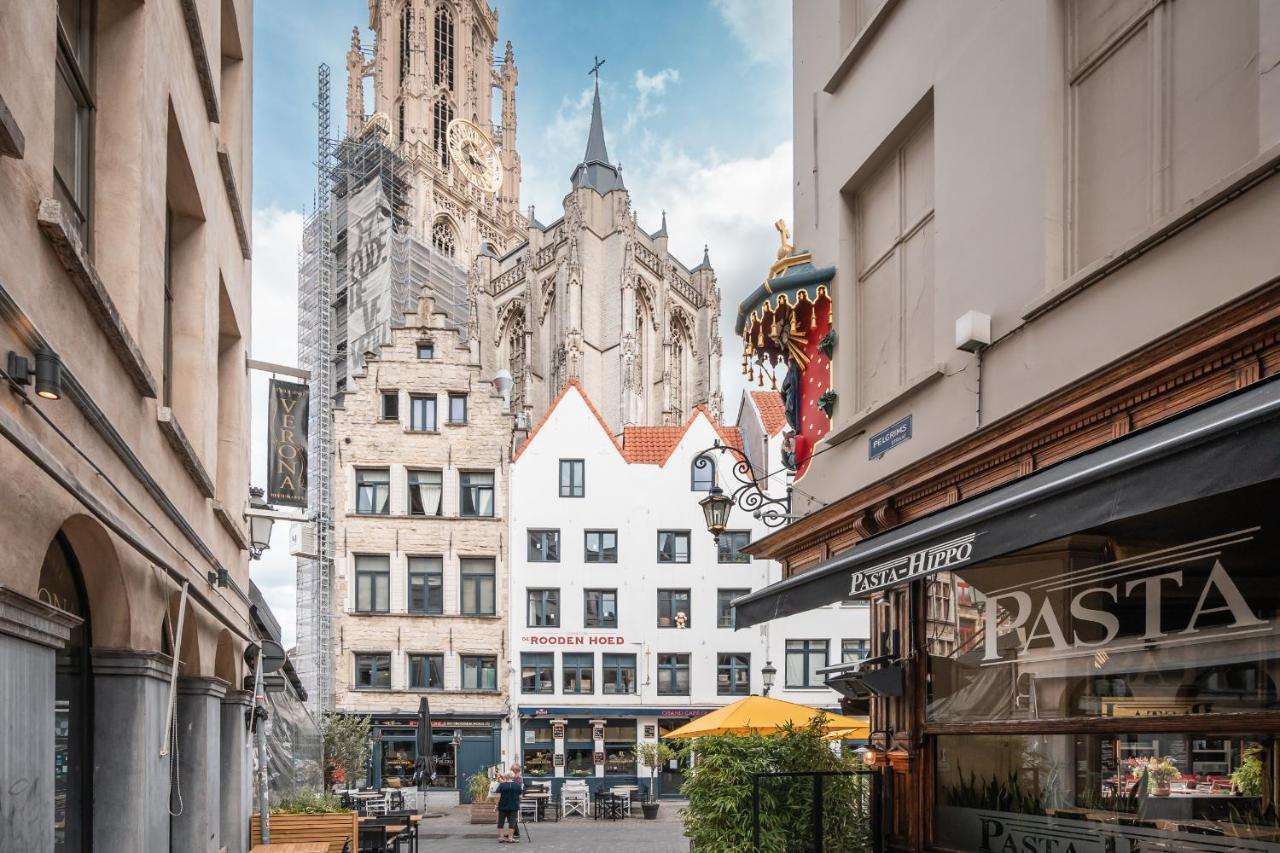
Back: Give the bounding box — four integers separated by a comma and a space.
348, 1, 525, 261
473, 72, 723, 435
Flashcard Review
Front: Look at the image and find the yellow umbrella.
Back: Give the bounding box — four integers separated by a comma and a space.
663, 695, 868, 739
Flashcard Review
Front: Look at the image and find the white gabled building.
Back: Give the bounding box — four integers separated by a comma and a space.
504, 382, 865, 797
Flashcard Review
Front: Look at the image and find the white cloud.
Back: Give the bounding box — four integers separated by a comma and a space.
712, 0, 792, 66
249, 206, 305, 648
625, 67, 680, 132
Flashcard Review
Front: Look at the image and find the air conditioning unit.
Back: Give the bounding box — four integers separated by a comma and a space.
289, 522, 319, 559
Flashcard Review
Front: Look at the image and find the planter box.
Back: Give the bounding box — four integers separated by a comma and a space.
249, 811, 358, 853
470, 801, 499, 824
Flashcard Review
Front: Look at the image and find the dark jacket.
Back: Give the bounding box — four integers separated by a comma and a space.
496, 780, 524, 812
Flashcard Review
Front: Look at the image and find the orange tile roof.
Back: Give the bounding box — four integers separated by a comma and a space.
750, 390, 788, 436
620, 426, 685, 463
512, 380, 620, 462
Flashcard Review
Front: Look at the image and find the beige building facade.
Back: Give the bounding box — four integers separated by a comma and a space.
736, 3, 1280, 851
0, 0, 256, 851
331, 295, 509, 802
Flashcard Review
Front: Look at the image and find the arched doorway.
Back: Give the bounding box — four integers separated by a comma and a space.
40, 533, 93, 853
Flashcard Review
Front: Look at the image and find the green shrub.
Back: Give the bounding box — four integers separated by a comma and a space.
270, 789, 348, 814
466, 768, 495, 803
321, 713, 371, 788
681, 719, 873, 853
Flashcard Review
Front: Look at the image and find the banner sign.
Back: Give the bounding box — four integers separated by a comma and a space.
267, 379, 309, 507
849, 533, 978, 597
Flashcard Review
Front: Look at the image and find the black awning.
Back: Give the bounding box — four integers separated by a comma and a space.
734, 377, 1280, 628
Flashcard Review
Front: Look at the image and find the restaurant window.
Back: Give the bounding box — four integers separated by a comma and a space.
520, 653, 553, 694
564, 723, 595, 779
459, 558, 495, 615
563, 653, 594, 695
447, 393, 467, 424
657, 653, 690, 695
718, 531, 751, 564
657, 589, 691, 629
459, 471, 494, 517
527, 529, 560, 562
584, 529, 617, 563
657, 530, 690, 563
354, 555, 390, 613
602, 654, 636, 695
409, 394, 437, 431
460, 655, 497, 691
55, 0, 94, 244
416, 341, 434, 360
718, 589, 749, 629
925, 481, 1280, 848
381, 391, 399, 421
604, 720, 637, 776
354, 653, 391, 689
407, 556, 443, 614
785, 640, 828, 688
584, 589, 617, 628
717, 653, 751, 696
408, 653, 443, 690
527, 588, 559, 627
522, 722, 553, 777
355, 468, 390, 514
559, 459, 584, 497
841, 638, 869, 663
407, 469, 443, 517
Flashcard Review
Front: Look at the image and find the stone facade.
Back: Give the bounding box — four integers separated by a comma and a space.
332, 295, 510, 789
472, 83, 723, 436
0, 1, 256, 851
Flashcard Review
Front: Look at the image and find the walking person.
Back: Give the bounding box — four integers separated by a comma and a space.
495, 773, 524, 844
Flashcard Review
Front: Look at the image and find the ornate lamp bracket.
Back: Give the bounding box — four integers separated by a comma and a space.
692, 440, 793, 531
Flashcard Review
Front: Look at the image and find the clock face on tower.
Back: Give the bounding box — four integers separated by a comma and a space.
446, 119, 503, 193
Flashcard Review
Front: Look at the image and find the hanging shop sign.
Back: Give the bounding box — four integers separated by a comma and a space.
267, 379, 309, 507
869, 414, 912, 460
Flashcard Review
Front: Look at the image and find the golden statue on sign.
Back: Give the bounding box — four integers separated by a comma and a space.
775, 218, 794, 259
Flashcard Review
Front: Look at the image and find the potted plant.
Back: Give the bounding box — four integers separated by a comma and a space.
637, 741, 677, 819
323, 713, 372, 790
1149, 758, 1179, 797
467, 768, 498, 824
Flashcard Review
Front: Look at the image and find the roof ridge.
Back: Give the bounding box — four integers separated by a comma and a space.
511, 380, 621, 462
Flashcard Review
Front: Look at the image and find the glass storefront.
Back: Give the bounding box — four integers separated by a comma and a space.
521, 720, 553, 778
604, 721, 637, 775
926, 481, 1280, 849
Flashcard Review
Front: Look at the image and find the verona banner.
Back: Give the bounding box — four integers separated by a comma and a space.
267, 379, 309, 507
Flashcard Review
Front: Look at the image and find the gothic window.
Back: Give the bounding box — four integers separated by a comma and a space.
434, 5, 454, 91
397, 101, 405, 144
433, 98, 453, 168
399, 5, 411, 84
670, 334, 685, 416
432, 218, 457, 258
506, 309, 527, 410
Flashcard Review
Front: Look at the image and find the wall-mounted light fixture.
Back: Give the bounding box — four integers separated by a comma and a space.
5, 351, 32, 387
247, 486, 275, 560
34, 350, 62, 400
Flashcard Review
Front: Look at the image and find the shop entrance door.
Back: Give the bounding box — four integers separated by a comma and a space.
658, 719, 689, 797
456, 733, 498, 802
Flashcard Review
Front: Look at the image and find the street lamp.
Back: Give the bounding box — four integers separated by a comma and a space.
247, 487, 275, 560
691, 441, 792, 541
761, 661, 777, 697
698, 486, 733, 543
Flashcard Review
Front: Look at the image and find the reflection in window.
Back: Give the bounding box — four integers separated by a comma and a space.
585, 530, 617, 563
658, 530, 690, 563
602, 654, 636, 694
355, 653, 391, 689
563, 653, 594, 695
527, 529, 560, 562
459, 471, 494, 517
718, 531, 751, 563
409, 394, 437, 431
460, 558, 495, 615
584, 589, 617, 628
657, 653, 690, 695
521, 653, 553, 694
527, 588, 559, 627
408, 653, 443, 689
460, 655, 497, 690
355, 468, 390, 514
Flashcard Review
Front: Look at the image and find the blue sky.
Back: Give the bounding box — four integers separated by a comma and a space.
248, 0, 794, 645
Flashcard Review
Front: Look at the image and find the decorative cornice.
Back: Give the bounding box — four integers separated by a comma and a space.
216, 143, 251, 259
177, 0, 220, 122
177, 675, 230, 698
0, 89, 24, 158
158, 407, 216, 498
91, 648, 175, 681
36, 198, 158, 398
0, 586, 80, 649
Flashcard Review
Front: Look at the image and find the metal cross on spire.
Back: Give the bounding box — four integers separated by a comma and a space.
589, 56, 606, 82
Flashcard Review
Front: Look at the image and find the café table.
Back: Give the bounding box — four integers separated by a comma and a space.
525, 790, 551, 821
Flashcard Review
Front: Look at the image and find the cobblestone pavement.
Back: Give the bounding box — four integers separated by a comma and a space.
410, 802, 689, 852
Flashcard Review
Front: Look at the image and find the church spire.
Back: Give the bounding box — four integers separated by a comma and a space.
570, 57, 626, 195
